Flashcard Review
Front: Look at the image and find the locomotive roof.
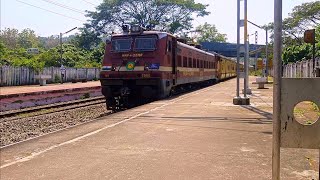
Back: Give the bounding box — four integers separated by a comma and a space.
111, 30, 239, 62
112, 30, 170, 38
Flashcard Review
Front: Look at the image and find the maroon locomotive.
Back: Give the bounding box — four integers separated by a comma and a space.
100, 25, 237, 110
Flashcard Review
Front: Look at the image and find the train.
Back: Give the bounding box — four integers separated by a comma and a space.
100, 25, 242, 110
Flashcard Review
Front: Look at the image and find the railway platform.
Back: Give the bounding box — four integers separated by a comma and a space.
0, 77, 319, 179
0, 81, 101, 111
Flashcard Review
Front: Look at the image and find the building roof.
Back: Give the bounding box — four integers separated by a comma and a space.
200, 42, 265, 58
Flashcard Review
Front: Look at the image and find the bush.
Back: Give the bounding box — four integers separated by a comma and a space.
53, 74, 61, 83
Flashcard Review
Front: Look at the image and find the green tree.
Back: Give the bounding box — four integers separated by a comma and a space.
282, 25, 320, 64
0, 28, 19, 49
72, 29, 101, 50
267, 1, 320, 46
39, 35, 60, 49
86, 0, 209, 35
196, 23, 227, 43
17, 28, 39, 49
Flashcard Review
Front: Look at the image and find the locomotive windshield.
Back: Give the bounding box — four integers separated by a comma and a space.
112, 38, 132, 52
134, 36, 157, 52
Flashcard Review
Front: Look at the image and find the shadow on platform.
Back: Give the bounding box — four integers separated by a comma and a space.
239, 105, 273, 120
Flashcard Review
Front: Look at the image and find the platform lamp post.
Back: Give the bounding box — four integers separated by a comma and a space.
233, 0, 250, 105
59, 27, 77, 84
248, 20, 269, 79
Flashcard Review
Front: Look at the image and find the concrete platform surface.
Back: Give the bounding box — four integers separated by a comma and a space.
0, 81, 102, 112
0, 77, 319, 180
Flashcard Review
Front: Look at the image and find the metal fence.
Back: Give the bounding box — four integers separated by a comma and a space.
0, 66, 100, 86
269, 58, 320, 78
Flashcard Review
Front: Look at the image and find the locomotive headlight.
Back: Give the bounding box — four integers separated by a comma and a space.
131, 25, 141, 33
101, 66, 112, 71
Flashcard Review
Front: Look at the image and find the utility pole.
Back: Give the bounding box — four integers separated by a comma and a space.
255, 31, 258, 71
60, 32, 63, 83
247, 20, 269, 79
236, 0, 240, 99
243, 0, 250, 97
265, 27, 269, 79
245, 34, 252, 94
272, 0, 282, 178
59, 27, 77, 84
233, 0, 250, 105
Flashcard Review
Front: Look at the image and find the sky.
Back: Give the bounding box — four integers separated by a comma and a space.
0, 0, 316, 44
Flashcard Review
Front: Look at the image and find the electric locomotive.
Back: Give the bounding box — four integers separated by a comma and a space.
100, 25, 237, 110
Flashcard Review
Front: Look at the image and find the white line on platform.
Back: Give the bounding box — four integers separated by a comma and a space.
1, 85, 216, 169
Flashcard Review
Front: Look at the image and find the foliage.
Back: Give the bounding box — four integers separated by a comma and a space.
282, 25, 320, 64
0, 28, 19, 49
17, 29, 39, 49
196, 23, 227, 43
0, 28, 104, 69
86, 0, 209, 35
0, 42, 6, 60
267, 1, 320, 46
72, 29, 101, 50
282, 41, 320, 64
264, 1, 320, 63
38, 35, 60, 49
250, 70, 263, 77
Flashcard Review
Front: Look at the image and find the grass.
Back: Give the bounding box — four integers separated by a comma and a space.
294, 101, 319, 125
80, 93, 90, 99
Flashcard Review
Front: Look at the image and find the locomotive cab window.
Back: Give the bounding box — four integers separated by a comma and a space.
112, 38, 132, 52
134, 36, 157, 52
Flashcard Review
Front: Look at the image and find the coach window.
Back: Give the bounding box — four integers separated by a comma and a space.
188, 58, 192, 68
193, 58, 197, 68
183, 57, 188, 67
177, 55, 182, 67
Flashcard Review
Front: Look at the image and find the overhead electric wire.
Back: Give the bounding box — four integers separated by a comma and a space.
81, 0, 97, 6
15, 0, 85, 22
40, 0, 86, 15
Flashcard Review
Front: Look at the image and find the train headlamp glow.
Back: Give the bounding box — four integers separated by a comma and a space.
102, 66, 112, 71
149, 63, 160, 70
131, 25, 141, 33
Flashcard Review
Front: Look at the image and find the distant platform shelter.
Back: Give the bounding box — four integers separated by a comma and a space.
200, 42, 265, 58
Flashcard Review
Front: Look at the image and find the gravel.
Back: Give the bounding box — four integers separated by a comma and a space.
0, 103, 108, 147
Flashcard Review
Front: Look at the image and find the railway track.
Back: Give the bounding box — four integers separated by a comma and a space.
0, 96, 107, 120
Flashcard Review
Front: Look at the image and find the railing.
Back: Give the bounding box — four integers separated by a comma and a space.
0, 66, 100, 86
269, 58, 320, 78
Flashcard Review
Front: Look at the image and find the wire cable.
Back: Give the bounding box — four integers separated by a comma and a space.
40, 0, 85, 15
15, 0, 85, 22
81, 0, 97, 7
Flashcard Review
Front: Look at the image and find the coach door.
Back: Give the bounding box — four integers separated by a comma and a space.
171, 38, 177, 85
